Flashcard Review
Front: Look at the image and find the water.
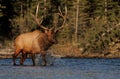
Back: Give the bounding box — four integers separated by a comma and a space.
0, 58, 120, 79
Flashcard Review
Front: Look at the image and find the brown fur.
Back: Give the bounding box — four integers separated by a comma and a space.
13, 30, 57, 66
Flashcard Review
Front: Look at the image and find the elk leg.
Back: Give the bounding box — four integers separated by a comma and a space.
20, 53, 27, 65
41, 53, 47, 66
13, 49, 21, 65
31, 54, 35, 66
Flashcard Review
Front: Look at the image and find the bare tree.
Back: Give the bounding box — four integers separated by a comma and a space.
75, 0, 79, 43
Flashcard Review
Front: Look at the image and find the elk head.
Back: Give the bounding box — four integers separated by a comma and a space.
32, 3, 67, 44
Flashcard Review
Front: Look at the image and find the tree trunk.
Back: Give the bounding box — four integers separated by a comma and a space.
44, 0, 47, 18
75, 0, 79, 43
104, 0, 108, 22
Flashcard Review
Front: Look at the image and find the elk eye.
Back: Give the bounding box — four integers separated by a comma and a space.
51, 31, 54, 34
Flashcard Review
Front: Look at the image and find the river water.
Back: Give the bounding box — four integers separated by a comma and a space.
0, 58, 120, 79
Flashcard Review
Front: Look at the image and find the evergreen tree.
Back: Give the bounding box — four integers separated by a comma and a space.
0, 0, 15, 39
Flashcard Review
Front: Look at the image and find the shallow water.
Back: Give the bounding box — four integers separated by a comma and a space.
0, 58, 120, 79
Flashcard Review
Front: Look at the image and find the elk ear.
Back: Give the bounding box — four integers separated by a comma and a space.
54, 30, 59, 34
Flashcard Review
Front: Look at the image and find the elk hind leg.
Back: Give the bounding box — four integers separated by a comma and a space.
13, 49, 21, 65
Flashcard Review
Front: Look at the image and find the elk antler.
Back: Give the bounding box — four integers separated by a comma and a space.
31, 2, 48, 30
55, 5, 67, 32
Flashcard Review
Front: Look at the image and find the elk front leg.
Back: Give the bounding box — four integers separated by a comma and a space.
13, 54, 17, 66
41, 52, 47, 66
31, 53, 36, 66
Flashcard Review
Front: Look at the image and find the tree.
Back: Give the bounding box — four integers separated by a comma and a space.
75, 0, 79, 43
0, 0, 15, 39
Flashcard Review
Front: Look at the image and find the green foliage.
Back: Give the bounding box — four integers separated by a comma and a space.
0, 0, 120, 55
78, 16, 120, 53
57, 26, 74, 44
79, 0, 90, 27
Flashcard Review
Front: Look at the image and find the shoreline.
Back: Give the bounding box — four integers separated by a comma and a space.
0, 53, 120, 59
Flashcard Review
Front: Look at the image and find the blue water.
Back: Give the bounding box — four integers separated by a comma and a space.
0, 58, 120, 79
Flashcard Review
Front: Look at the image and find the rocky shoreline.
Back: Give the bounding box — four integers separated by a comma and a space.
0, 53, 120, 59
0, 54, 120, 59
0, 48, 120, 59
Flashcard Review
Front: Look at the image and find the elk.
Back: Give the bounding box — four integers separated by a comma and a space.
13, 4, 67, 66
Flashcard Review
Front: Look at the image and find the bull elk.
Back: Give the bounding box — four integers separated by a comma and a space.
13, 4, 67, 66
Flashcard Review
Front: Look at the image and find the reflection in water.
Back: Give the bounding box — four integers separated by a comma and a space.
0, 58, 120, 79
35, 53, 55, 66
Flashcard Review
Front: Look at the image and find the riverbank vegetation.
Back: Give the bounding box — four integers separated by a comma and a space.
0, 0, 120, 58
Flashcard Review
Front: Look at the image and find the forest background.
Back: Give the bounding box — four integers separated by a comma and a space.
0, 0, 120, 58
